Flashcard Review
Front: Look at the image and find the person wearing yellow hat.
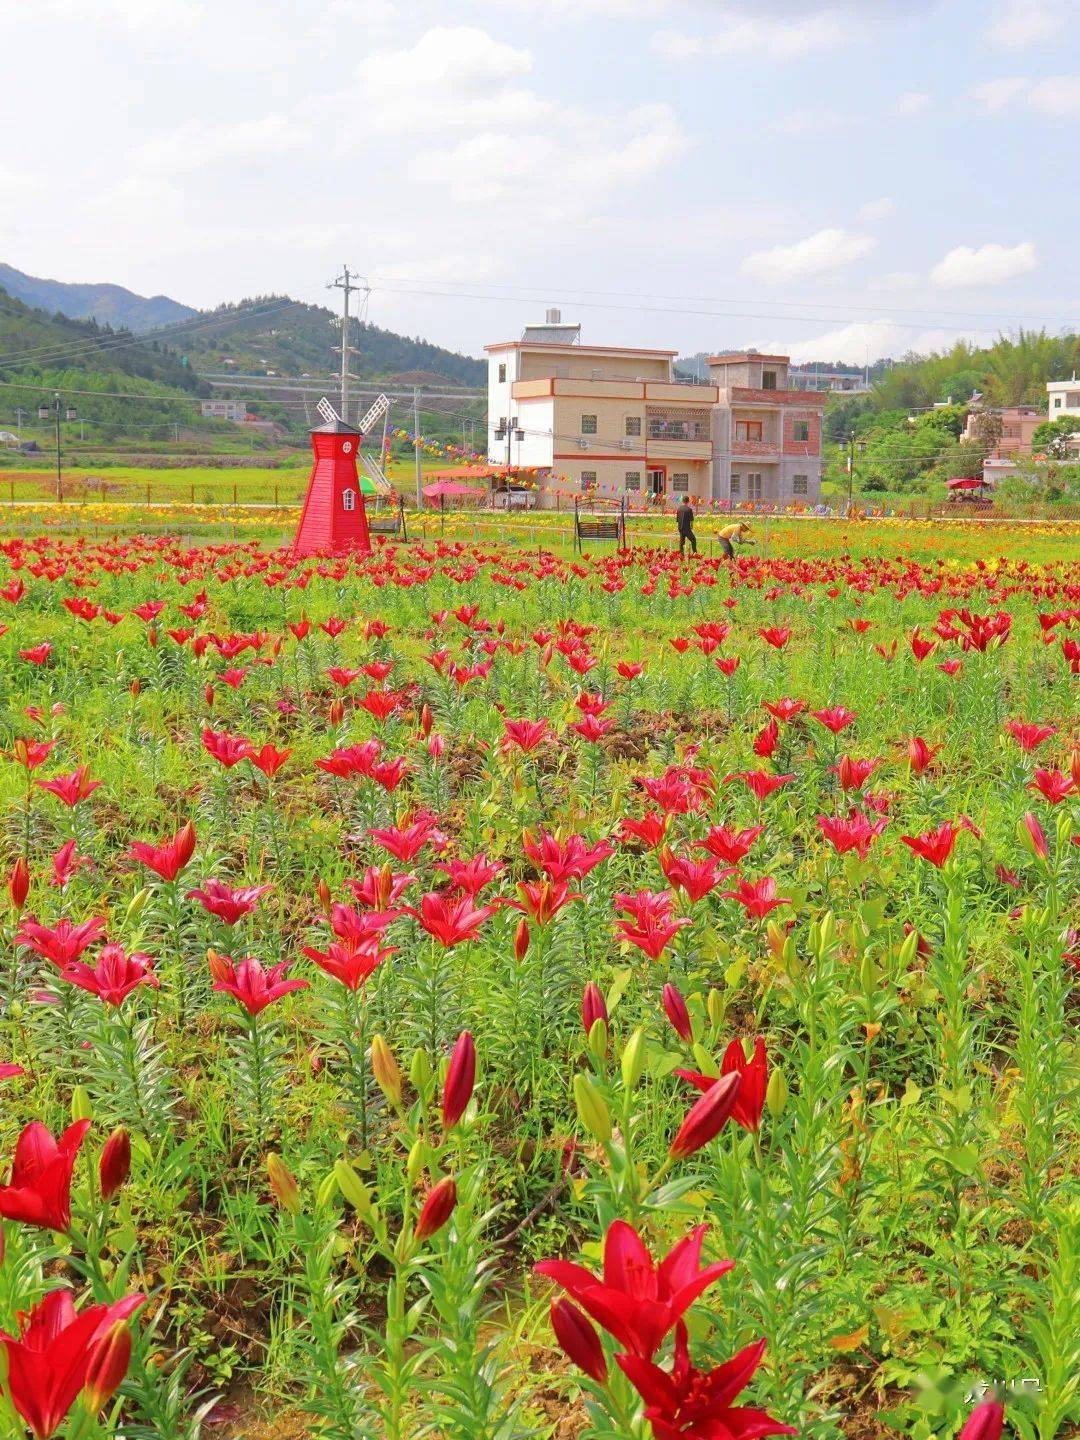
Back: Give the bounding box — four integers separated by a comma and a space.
717, 520, 753, 558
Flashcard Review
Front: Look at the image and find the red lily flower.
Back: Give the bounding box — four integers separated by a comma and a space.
0, 1063, 25, 1082
316, 740, 382, 780
810, 705, 857, 735
758, 626, 792, 649
614, 889, 689, 961
715, 654, 741, 675
678, 1038, 768, 1133
617, 1325, 795, 1440
61, 945, 158, 1007
618, 811, 669, 849
35, 766, 101, 807
660, 849, 731, 903
201, 727, 253, 769
345, 866, 415, 910
698, 824, 764, 865
210, 954, 309, 1015
900, 821, 960, 867
724, 771, 795, 801
907, 736, 941, 775
0, 1119, 91, 1231
535, 1220, 734, 1359
128, 822, 196, 882
1029, 768, 1075, 805
19, 642, 53, 665
187, 879, 272, 925
523, 831, 614, 883
514, 878, 581, 924
722, 876, 790, 920
753, 719, 779, 758
15, 915, 107, 968
959, 1401, 1005, 1440
302, 938, 390, 991
1004, 719, 1055, 752
368, 812, 447, 863
832, 755, 879, 791
910, 630, 937, 662
501, 717, 552, 753
569, 712, 616, 742
435, 853, 504, 896
818, 810, 887, 859
763, 696, 805, 723
0, 1288, 143, 1440
404, 892, 499, 948
248, 742, 292, 779
12, 738, 57, 771
51, 841, 92, 890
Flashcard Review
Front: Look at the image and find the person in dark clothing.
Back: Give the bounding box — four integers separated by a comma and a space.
676, 497, 697, 557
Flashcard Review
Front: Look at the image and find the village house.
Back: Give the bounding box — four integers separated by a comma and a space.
486, 316, 824, 506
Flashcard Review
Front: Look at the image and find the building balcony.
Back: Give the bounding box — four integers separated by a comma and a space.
645, 438, 712, 461
512, 376, 718, 403
731, 439, 781, 459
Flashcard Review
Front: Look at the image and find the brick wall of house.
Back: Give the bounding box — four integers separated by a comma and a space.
782, 410, 821, 455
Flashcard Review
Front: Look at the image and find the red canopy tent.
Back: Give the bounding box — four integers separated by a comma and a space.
422, 479, 486, 501
947, 477, 987, 491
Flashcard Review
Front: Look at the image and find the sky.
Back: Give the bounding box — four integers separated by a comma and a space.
0, 0, 1076, 366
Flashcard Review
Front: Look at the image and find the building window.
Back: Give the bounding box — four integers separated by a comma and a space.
1053, 397, 1062, 408
747, 472, 762, 500
625, 416, 641, 436
580, 471, 597, 492
498, 363, 506, 383
735, 420, 763, 442
625, 471, 641, 490
793, 420, 810, 442
762, 371, 777, 391
1069, 393, 1080, 408
730, 474, 741, 496
672, 473, 690, 493
342, 488, 357, 512
792, 474, 808, 496
581, 414, 598, 435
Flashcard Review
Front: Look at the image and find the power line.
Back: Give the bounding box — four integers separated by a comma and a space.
365, 272, 1079, 328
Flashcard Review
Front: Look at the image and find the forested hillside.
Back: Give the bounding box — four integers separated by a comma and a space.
0, 263, 195, 332
167, 296, 485, 386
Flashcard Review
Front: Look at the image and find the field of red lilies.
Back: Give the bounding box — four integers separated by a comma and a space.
0, 528, 1076, 1440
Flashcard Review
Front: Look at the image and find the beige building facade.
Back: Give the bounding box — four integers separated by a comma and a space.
487, 321, 824, 506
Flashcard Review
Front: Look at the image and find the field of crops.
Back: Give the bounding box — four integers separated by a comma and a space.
0, 526, 1076, 1440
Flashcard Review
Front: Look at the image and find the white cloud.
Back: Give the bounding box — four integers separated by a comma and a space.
132, 115, 304, 173
971, 76, 1030, 110
894, 90, 930, 116
857, 197, 896, 222
775, 321, 975, 367
930, 241, 1037, 288
986, 0, 1063, 49
1029, 75, 1080, 115
771, 108, 845, 136
653, 12, 839, 61
741, 228, 876, 284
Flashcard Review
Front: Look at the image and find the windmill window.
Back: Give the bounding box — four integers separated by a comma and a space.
342, 488, 357, 512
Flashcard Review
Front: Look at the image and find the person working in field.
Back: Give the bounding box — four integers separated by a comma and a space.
676, 496, 698, 557
717, 519, 754, 558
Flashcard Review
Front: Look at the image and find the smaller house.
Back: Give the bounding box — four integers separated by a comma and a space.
200, 399, 248, 422
1047, 374, 1080, 421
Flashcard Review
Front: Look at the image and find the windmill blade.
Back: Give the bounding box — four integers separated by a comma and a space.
358, 394, 390, 437
316, 396, 341, 426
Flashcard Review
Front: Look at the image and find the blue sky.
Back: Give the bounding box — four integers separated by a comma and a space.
0, 0, 1074, 364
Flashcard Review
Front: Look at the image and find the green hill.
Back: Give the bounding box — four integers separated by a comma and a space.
0, 263, 195, 332
168, 296, 485, 387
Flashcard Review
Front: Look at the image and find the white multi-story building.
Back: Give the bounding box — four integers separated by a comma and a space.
1047, 375, 1080, 421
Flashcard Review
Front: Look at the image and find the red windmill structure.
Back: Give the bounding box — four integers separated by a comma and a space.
291, 394, 390, 558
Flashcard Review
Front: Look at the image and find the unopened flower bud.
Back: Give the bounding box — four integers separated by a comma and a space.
573, 1073, 611, 1144
334, 1160, 373, 1217
71, 1086, 93, 1123
514, 917, 530, 962
620, 1028, 647, 1090
267, 1153, 301, 1215
371, 1034, 403, 1108
766, 1068, 788, 1117
329, 699, 344, 727
84, 1322, 132, 1413
414, 1176, 456, 1240
99, 1128, 131, 1202
7, 857, 29, 914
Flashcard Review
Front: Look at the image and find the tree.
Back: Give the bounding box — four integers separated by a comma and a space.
1031, 415, 1080, 459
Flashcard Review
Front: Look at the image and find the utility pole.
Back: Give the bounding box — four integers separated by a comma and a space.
847, 429, 855, 514
413, 387, 423, 509
328, 266, 365, 423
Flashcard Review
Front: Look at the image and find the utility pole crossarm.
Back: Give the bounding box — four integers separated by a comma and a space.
328, 266, 370, 424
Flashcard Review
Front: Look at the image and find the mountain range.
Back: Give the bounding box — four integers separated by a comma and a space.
0, 263, 196, 332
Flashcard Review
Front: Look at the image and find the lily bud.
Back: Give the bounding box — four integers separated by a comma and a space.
99, 1128, 131, 1202
329, 699, 344, 727
661, 983, 692, 1043
267, 1153, 301, 1215
84, 1322, 132, 1413
959, 1401, 1005, 1440
573, 1073, 611, 1143
442, 1031, 476, 1130
7, 857, 29, 914
706, 989, 724, 1029
71, 1086, 93, 1123
414, 1176, 457, 1239
420, 702, 433, 737
620, 1028, 647, 1090
334, 1160, 373, 1217
514, 917, 530, 962
586, 1016, 609, 1060
550, 1298, 607, 1383
669, 1070, 741, 1160
175, 821, 197, 869
371, 1034, 403, 1108
409, 1047, 432, 1090
207, 949, 232, 984
580, 982, 608, 1035
766, 1067, 788, 1117
128, 678, 141, 699
316, 878, 332, 917
204, 683, 215, 709
1018, 811, 1049, 861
